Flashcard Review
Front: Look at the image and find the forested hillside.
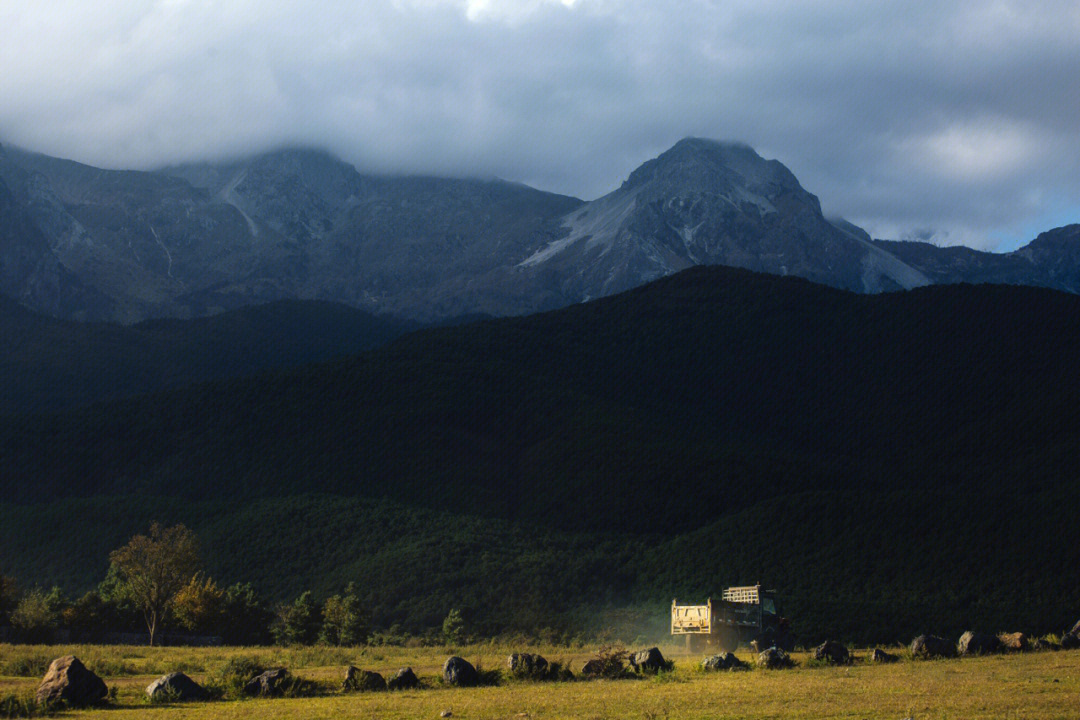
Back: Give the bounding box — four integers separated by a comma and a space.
3, 267, 1079, 643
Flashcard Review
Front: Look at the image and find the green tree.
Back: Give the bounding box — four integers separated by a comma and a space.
442, 608, 465, 644
320, 583, 370, 646
0, 574, 17, 625
271, 591, 319, 646
221, 582, 273, 645
108, 522, 201, 646
10, 588, 60, 642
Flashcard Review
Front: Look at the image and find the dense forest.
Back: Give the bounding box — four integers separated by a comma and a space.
3, 267, 1079, 644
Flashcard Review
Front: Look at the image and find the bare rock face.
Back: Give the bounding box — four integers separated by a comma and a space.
869, 648, 899, 663
343, 666, 386, 692
911, 635, 957, 659
958, 631, 1001, 656
998, 632, 1030, 652
36, 656, 108, 707
507, 653, 549, 679
756, 647, 794, 669
628, 647, 672, 674
244, 667, 289, 697
813, 640, 850, 665
146, 672, 210, 702
442, 656, 478, 687
387, 666, 420, 690
701, 652, 746, 671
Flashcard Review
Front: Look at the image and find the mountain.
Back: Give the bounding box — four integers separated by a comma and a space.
3, 138, 1077, 324
874, 224, 1080, 292
518, 138, 930, 296
3, 267, 1079, 642
0, 295, 417, 414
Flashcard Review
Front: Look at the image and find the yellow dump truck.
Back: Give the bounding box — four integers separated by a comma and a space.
671, 584, 793, 652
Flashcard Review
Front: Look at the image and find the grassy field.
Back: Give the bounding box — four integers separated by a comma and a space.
2, 642, 1079, 719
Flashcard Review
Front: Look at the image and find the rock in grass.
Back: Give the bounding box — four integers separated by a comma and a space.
958, 631, 1001, 656
36, 656, 108, 707
813, 640, 850, 664
756, 647, 794, 669
998, 632, 1030, 652
702, 653, 745, 671
910, 635, 957, 659
1032, 637, 1061, 652
869, 648, 899, 663
343, 666, 386, 692
443, 656, 478, 687
629, 647, 672, 674
388, 666, 420, 690
507, 653, 549, 679
146, 672, 210, 702
244, 667, 289, 696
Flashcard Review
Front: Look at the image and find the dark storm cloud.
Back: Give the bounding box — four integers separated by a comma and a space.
1, 0, 1077, 249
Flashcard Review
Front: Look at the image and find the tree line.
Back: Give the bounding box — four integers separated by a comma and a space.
0, 523, 462, 647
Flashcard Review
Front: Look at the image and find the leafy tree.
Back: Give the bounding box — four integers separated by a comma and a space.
173, 573, 224, 634
66, 590, 120, 633
271, 591, 319, 646
320, 583, 369, 646
108, 522, 201, 646
10, 588, 60, 642
221, 582, 273, 645
442, 608, 465, 644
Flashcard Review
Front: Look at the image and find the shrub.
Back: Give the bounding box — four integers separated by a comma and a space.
0, 693, 57, 719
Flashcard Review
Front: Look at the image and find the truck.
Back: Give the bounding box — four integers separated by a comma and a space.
671, 584, 794, 652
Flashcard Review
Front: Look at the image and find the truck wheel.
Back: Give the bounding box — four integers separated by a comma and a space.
716, 627, 739, 653
687, 634, 706, 653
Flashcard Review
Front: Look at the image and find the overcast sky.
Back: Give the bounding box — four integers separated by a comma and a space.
1, 1, 1077, 250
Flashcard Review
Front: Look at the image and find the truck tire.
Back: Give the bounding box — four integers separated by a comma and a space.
687, 634, 707, 653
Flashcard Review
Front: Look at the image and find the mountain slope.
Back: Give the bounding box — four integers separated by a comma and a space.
521, 138, 930, 296
0, 296, 417, 414
3, 268, 1080, 642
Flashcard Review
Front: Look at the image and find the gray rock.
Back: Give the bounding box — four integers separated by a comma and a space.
387, 666, 420, 690
507, 653, 549, 679
813, 640, 850, 664
442, 656, 478, 687
756, 647, 794, 669
1061, 633, 1080, 649
1032, 637, 1061, 652
910, 635, 957, 659
36, 656, 108, 707
244, 667, 289, 696
958, 631, 1001, 656
701, 652, 745, 671
629, 647, 671, 674
869, 648, 899, 663
343, 666, 386, 692
146, 672, 209, 702
580, 659, 605, 677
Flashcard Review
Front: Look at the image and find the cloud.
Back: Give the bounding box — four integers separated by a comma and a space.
0, 0, 1077, 250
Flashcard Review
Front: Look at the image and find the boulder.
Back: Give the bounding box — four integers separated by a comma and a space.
701, 653, 745, 671
581, 659, 605, 677
244, 668, 289, 697
869, 648, 899, 664
387, 666, 420, 690
507, 653, 549, 679
1070, 619, 1080, 637
1032, 638, 1061, 652
813, 640, 850, 665
756, 647, 793, 669
36, 656, 108, 707
910, 635, 957, 659
628, 647, 672, 674
998, 632, 1030, 652
442, 656, 478, 687
343, 666, 386, 692
958, 631, 1001, 656
146, 672, 210, 702
1061, 633, 1080, 649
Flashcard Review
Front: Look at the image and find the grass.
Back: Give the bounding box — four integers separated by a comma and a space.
0, 642, 1078, 719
